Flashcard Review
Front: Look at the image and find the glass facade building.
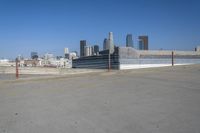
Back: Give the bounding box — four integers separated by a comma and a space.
80, 40, 86, 57
138, 36, 148, 50
126, 34, 133, 47
103, 38, 108, 50
94, 45, 99, 55
139, 39, 144, 50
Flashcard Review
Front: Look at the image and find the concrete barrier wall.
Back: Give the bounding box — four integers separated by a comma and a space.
72, 47, 200, 70
138, 50, 200, 56
119, 47, 200, 70
119, 58, 200, 69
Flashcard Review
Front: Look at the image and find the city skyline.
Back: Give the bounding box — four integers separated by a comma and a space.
0, 0, 200, 59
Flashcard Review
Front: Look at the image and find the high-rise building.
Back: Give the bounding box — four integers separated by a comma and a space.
93, 45, 99, 55
64, 48, 69, 59
139, 39, 144, 50
64, 48, 69, 54
126, 34, 133, 47
80, 40, 86, 57
108, 32, 114, 53
84, 46, 92, 56
138, 36, 148, 50
103, 38, 109, 50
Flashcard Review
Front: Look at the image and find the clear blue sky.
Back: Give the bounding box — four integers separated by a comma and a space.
0, 0, 200, 59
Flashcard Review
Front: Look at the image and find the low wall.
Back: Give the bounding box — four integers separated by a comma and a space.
119, 58, 200, 69
119, 47, 200, 70
72, 47, 200, 70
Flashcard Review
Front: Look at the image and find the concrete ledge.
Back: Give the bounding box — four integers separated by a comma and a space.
119, 63, 194, 70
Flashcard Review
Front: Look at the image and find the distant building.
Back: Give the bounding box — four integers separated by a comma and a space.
24, 60, 40, 67
126, 34, 133, 47
56, 56, 63, 60
64, 48, 69, 54
139, 39, 144, 50
31, 52, 38, 59
65, 53, 69, 59
72, 51, 78, 56
80, 40, 86, 57
69, 52, 77, 60
65, 52, 77, 60
195, 46, 200, 52
138, 36, 148, 50
17, 55, 24, 60
103, 38, 109, 50
64, 48, 78, 60
84, 46, 92, 56
93, 45, 99, 55
44, 53, 54, 60
64, 48, 69, 59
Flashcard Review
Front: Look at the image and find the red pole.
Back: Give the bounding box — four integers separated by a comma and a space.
16, 58, 19, 79
172, 51, 174, 66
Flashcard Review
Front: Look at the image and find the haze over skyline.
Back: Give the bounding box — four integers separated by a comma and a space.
0, 0, 200, 59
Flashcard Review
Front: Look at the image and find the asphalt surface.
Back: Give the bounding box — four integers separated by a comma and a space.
0, 65, 200, 133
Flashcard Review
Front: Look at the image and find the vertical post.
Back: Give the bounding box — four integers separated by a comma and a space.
108, 52, 111, 71
172, 51, 174, 66
16, 58, 19, 79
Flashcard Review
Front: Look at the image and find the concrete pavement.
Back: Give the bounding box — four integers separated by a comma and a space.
0, 65, 200, 133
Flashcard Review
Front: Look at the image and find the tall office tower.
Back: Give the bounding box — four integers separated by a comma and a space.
103, 38, 109, 50
139, 39, 144, 50
80, 40, 86, 57
94, 45, 99, 55
91, 46, 94, 55
64, 48, 69, 54
64, 48, 69, 59
138, 36, 148, 50
84, 46, 92, 56
108, 32, 114, 53
126, 34, 133, 47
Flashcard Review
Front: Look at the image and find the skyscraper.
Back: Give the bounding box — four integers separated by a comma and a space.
139, 39, 144, 50
84, 46, 92, 56
103, 38, 109, 50
126, 34, 133, 47
64, 48, 69, 54
138, 36, 148, 50
108, 32, 114, 53
80, 40, 86, 57
64, 48, 69, 58
93, 45, 99, 55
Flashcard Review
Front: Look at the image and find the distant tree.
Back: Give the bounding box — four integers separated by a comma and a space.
32, 55, 38, 60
